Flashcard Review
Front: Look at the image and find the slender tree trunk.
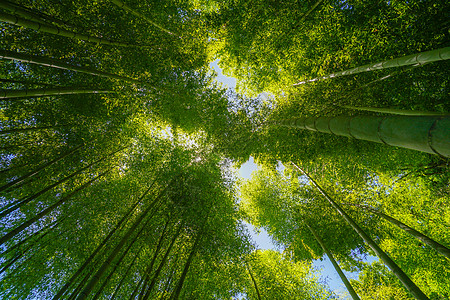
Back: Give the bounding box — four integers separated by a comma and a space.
0, 241, 34, 274
1, 178, 35, 201
111, 0, 177, 36
304, 221, 360, 300
0, 224, 54, 273
349, 204, 450, 259
245, 262, 262, 300
0, 0, 72, 28
52, 180, 156, 300
67, 269, 94, 300
275, 115, 450, 157
91, 233, 141, 300
110, 244, 145, 299
129, 274, 146, 300
1, 219, 61, 258
0, 50, 143, 85
75, 183, 170, 300
292, 163, 429, 300
0, 170, 110, 246
72, 201, 156, 300
170, 228, 204, 300
0, 11, 138, 47
143, 223, 183, 300
0, 87, 113, 100
0, 144, 83, 193
0, 124, 71, 134
0, 146, 125, 219
294, 47, 450, 85
294, 0, 324, 27
138, 218, 172, 300
158, 253, 180, 299
340, 105, 448, 116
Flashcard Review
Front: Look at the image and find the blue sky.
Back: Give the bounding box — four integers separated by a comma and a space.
209, 60, 374, 299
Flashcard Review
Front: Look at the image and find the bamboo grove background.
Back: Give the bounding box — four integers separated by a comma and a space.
0, 0, 449, 299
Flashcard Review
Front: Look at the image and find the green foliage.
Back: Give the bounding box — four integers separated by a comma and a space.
351, 261, 413, 300
1, 0, 449, 298
244, 250, 332, 300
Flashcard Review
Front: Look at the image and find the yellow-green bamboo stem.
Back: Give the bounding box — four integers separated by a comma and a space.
304, 221, 360, 300
292, 163, 428, 300
0, 0, 72, 28
110, 0, 178, 37
0, 0, 55, 26
275, 115, 450, 157
76, 183, 170, 300
292, 163, 429, 300
352, 204, 450, 260
0, 87, 113, 100
0, 50, 142, 85
341, 105, 449, 116
245, 262, 262, 300
294, 47, 450, 85
0, 11, 136, 47
0, 124, 70, 134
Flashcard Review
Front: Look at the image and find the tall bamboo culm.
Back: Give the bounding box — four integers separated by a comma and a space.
292, 163, 429, 300
276, 115, 450, 157
294, 47, 450, 85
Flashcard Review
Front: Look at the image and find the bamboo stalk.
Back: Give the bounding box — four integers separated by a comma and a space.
0, 170, 110, 246
341, 105, 449, 116
109, 245, 144, 299
142, 223, 182, 300
0, 144, 83, 193
110, 0, 178, 37
245, 261, 262, 300
349, 204, 450, 260
294, 47, 450, 85
304, 220, 360, 300
0, 87, 113, 100
0, 50, 143, 85
0, 11, 138, 47
275, 115, 450, 157
292, 163, 429, 300
0, 0, 74, 28
0, 146, 126, 219
0, 124, 71, 134
75, 183, 170, 300
52, 180, 156, 300
138, 218, 172, 300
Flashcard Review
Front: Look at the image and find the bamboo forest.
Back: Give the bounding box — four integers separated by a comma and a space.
0, 0, 449, 299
